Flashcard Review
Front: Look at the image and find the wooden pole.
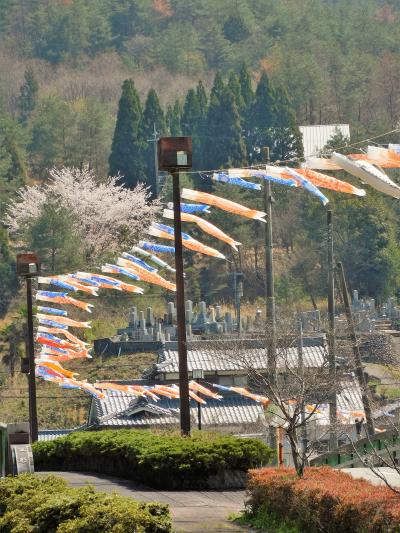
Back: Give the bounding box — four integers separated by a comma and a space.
172, 169, 191, 436
26, 277, 38, 442
327, 210, 338, 449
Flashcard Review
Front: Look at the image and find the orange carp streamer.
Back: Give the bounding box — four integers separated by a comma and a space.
147, 223, 226, 260
296, 168, 366, 196
36, 313, 91, 328
181, 188, 266, 222
116, 257, 177, 291
163, 208, 241, 251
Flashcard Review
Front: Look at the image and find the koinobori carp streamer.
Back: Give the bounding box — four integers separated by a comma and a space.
297, 168, 366, 196
37, 326, 88, 348
148, 222, 226, 259
36, 313, 91, 328
212, 172, 261, 190
131, 245, 175, 272
284, 167, 329, 205
331, 152, 400, 199
181, 188, 267, 221
36, 290, 94, 313
37, 306, 67, 316
227, 168, 297, 188
139, 241, 175, 254
163, 209, 241, 251
116, 257, 176, 291
121, 252, 157, 272
167, 202, 211, 214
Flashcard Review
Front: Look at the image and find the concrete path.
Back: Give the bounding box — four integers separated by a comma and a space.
343, 467, 400, 487
44, 471, 250, 532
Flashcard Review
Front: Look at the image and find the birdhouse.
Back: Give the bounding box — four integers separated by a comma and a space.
16, 253, 41, 277
158, 137, 192, 170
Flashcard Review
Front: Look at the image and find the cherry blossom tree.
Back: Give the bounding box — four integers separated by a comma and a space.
4, 167, 160, 266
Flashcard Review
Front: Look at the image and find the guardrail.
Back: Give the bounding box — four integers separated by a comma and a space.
310, 428, 400, 468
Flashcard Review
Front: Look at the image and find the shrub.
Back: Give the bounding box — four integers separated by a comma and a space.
246, 467, 400, 532
0, 473, 172, 532
33, 430, 272, 489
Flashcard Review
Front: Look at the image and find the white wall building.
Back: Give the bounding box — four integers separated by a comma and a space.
299, 124, 350, 158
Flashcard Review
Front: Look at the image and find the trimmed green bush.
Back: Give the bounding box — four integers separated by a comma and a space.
33, 430, 272, 489
0, 473, 171, 532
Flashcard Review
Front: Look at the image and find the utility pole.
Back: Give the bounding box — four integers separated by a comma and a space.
158, 137, 192, 436
263, 147, 276, 383
327, 210, 338, 449
336, 261, 375, 437
148, 123, 160, 198
297, 320, 308, 458
17, 253, 40, 443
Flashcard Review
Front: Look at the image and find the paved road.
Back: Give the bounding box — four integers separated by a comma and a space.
343, 467, 400, 487
44, 471, 250, 532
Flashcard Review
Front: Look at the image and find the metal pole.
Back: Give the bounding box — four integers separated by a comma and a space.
172, 169, 191, 436
197, 377, 202, 430
264, 178, 276, 383
327, 210, 338, 449
153, 123, 159, 198
26, 277, 38, 442
336, 261, 375, 436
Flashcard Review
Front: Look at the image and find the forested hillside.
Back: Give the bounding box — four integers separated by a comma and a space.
1, 0, 400, 320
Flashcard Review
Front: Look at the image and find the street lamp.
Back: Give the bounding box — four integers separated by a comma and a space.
16, 253, 41, 443
192, 368, 204, 430
158, 136, 192, 436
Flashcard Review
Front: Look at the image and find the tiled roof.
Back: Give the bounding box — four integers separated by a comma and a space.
91, 391, 266, 429
157, 341, 327, 374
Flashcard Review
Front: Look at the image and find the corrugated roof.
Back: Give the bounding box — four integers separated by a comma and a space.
158, 343, 327, 374
38, 429, 73, 441
91, 391, 266, 429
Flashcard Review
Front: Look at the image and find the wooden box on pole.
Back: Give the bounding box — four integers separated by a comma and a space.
158, 137, 192, 436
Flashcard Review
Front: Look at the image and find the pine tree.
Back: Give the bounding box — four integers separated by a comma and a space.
109, 79, 146, 188
204, 87, 247, 180
18, 67, 39, 124
140, 88, 166, 196
166, 100, 182, 135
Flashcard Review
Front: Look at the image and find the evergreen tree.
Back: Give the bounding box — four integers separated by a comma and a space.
181, 88, 203, 170
3, 134, 27, 182
247, 71, 276, 163
166, 100, 182, 135
269, 87, 303, 163
140, 88, 166, 197
18, 67, 39, 125
210, 71, 225, 101
228, 71, 245, 117
239, 64, 254, 112
204, 87, 247, 179
109, 79, 146, 188
196, 80, 208, 118
0, 227, 17, 317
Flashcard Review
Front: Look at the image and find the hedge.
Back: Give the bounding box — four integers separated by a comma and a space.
0, 473, 171, 532
245, 466, 400, 532
33, 429, 272, 489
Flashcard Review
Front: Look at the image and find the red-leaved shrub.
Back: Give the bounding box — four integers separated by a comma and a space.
246, 467, 400, 532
